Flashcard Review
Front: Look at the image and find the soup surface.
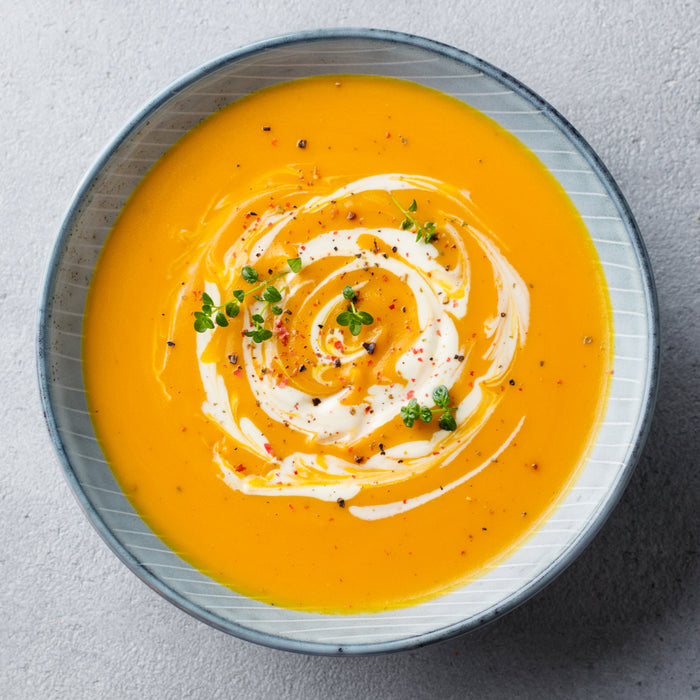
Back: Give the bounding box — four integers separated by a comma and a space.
83, 75, 612, 613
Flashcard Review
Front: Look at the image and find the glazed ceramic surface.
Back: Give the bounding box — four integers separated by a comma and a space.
38, 29, 658, 654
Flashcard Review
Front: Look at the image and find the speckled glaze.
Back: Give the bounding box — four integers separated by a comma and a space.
37, 29, 658, 655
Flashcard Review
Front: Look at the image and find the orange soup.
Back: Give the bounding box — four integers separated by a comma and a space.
83, 75, 612, 613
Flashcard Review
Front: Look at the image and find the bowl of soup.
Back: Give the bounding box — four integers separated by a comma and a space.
38, 29, 658, 654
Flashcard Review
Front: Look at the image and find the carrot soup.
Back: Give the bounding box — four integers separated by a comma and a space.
83, 75, 612, 613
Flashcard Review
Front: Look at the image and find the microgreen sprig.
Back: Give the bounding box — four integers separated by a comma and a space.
400, 385, 458, 431
336, 285, 374, 337
194, 257, 302, 342
390, 194, 438, 243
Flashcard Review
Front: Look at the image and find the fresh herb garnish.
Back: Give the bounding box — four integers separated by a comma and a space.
400, 385, 458, 431
194, 257, 302, 341
336, 285, 374, 336
390, 194, 438, 243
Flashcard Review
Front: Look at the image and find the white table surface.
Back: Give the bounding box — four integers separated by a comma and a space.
3, 1, 699, 697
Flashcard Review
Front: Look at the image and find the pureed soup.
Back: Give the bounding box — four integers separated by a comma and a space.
83, 75, 612, 613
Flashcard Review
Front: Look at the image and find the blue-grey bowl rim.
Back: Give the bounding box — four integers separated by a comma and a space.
37, 27, 660, 656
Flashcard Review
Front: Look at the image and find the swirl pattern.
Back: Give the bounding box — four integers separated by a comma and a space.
186, 171, 529, 516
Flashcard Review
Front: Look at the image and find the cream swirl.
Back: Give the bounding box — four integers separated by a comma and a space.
192, 172, 530, 516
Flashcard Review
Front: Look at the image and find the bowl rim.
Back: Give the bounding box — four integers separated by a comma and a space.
37, 27, 660, 656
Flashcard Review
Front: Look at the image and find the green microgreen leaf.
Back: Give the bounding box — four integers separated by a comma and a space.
390, 194, 439, 245
254, 329, 273, 343
432, 385, 450, 409
399, 388, 458, 434
241, 266, 258, 283
439, 412, 457, 431
263, 285, 282, 303
195, 259, 302, 340
336, 285, 373, 337
419, 406, 433, 423
400, 406, 415, 428
336, 311, 352, 326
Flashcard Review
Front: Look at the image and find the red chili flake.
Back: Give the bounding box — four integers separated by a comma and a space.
407, 390, 415, 399
389, 304, 395, 310
233, 369, 242, 377
264, 443, 274, 454
271, 138, 277, 145
402, 499, 407, 504
235, 465, 246, 472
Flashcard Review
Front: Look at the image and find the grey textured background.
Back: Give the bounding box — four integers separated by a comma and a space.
3, 1, 698, 698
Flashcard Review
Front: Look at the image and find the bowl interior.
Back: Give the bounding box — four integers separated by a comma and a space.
38, 30, 657, 654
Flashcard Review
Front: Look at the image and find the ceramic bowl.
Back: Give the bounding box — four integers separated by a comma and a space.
38, 28, 658, 654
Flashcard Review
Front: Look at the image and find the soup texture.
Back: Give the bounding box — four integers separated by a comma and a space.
83, 75, 612, 613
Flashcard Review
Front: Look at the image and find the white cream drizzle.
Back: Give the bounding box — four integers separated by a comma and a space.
194, 173, 530, 517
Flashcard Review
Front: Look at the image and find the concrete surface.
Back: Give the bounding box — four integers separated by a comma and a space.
2, 1, 698, 697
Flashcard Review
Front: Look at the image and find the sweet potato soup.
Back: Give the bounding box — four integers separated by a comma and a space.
83, 75, 612, 613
